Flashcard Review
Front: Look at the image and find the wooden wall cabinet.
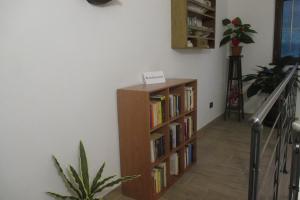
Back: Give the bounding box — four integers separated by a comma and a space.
117, 79, 198, 200
171, 0, 216, 49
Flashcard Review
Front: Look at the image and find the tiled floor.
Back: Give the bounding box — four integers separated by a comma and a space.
106, 117, 291, 200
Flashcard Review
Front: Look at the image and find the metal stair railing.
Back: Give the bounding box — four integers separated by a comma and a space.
289, 129, 300, 200
248, 65, 298, 200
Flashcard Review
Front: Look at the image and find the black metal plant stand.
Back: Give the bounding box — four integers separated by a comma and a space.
224, 55, 245, 121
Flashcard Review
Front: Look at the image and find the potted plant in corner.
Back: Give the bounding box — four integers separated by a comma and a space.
243, 56, 297, 126
47, 141, 139, 200
220, 17, 257, 56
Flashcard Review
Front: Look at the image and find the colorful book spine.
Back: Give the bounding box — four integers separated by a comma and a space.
169, 94, 181, 118
184, 116, 193, 140
150, 95, 165, 128
150, 133, 165, 162
169, 123, 181, 150
184, 87, 194, 111
170, 153, 179, 175
152, 162, 167, 194
184, 144, 194, 168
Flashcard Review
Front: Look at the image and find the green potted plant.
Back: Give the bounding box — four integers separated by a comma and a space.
47, 141, 139, 200
243, 56, 296, 126
220, 17, 257, 56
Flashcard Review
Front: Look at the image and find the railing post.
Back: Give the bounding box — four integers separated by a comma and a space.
289, 142, 300, 200
248, 121, 263, 200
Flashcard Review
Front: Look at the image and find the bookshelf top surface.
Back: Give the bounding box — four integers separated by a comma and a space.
119, 79, 197, 92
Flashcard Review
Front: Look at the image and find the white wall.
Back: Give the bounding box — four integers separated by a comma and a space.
0, 0, 228, 199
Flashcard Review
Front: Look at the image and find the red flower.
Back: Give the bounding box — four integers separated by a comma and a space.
232, 38, 240, 47
232, 17, 241, 27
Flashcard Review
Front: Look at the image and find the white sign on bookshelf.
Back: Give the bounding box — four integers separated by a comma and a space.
143, 71, 166, 85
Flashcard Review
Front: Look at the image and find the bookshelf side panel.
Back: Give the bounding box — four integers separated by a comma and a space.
117, 90, 152, 200
171, 0, 188, 48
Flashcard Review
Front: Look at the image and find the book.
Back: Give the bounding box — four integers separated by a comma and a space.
150, 95, 165, 128
169, 94, 181, 118
152, 162, 167, 193
150, 133, 165, 162
184, 116, 193, 140
169, 123, 181, 149
184, 87, 194, 111
170, 153, 179, 175
184, 144, 194, 168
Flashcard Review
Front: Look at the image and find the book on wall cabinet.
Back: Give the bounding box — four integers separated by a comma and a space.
117, 79, 197, 200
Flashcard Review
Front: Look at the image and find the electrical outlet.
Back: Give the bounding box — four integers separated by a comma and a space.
209, 102, 213, 109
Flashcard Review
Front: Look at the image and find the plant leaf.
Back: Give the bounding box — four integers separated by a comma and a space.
223, 28, 233, 36
220, 35, 231, 47
47, 192, 79, 200
240, 33, 254, 44
79, 141, 90, 193
91, 163, 105, 192
246, 29, 257, 33
69, 165, 88, 198
52, 156, 82, 198
93, 175, 140, 194
91, 175, 116, 194
243, 24, 251, 28
222, 18, 231, 26
247, 84, 262, 98
243, 74, 257, 82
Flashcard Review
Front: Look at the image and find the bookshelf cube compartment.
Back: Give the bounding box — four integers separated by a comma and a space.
169, 117, 184, 152
184, 81, 197, 112
151, 161, 168, 196
169, 86, 184, 119
184, 142, 196, 169
150, 89, 169, 129
183, 114, 195, 142
150, 126, 169, 165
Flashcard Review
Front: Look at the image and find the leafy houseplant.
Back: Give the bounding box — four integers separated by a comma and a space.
243, 56, 296, 126
47, 141, 139, 200
220, 17, 257, 56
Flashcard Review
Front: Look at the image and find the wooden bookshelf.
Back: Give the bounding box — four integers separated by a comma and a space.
117, 79, 197, 200
171, 0, 216, 49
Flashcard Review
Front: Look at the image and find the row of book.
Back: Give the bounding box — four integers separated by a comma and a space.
150, 133, 165, 162
152, 162, 167, 194
169, 123, 181, 150
184, 144, 194, 169
184, 116, 194, 140
184, 87, 194, 111
170, 153, 180, 176
150, 95, 165, 128
169, 94, 180, 118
